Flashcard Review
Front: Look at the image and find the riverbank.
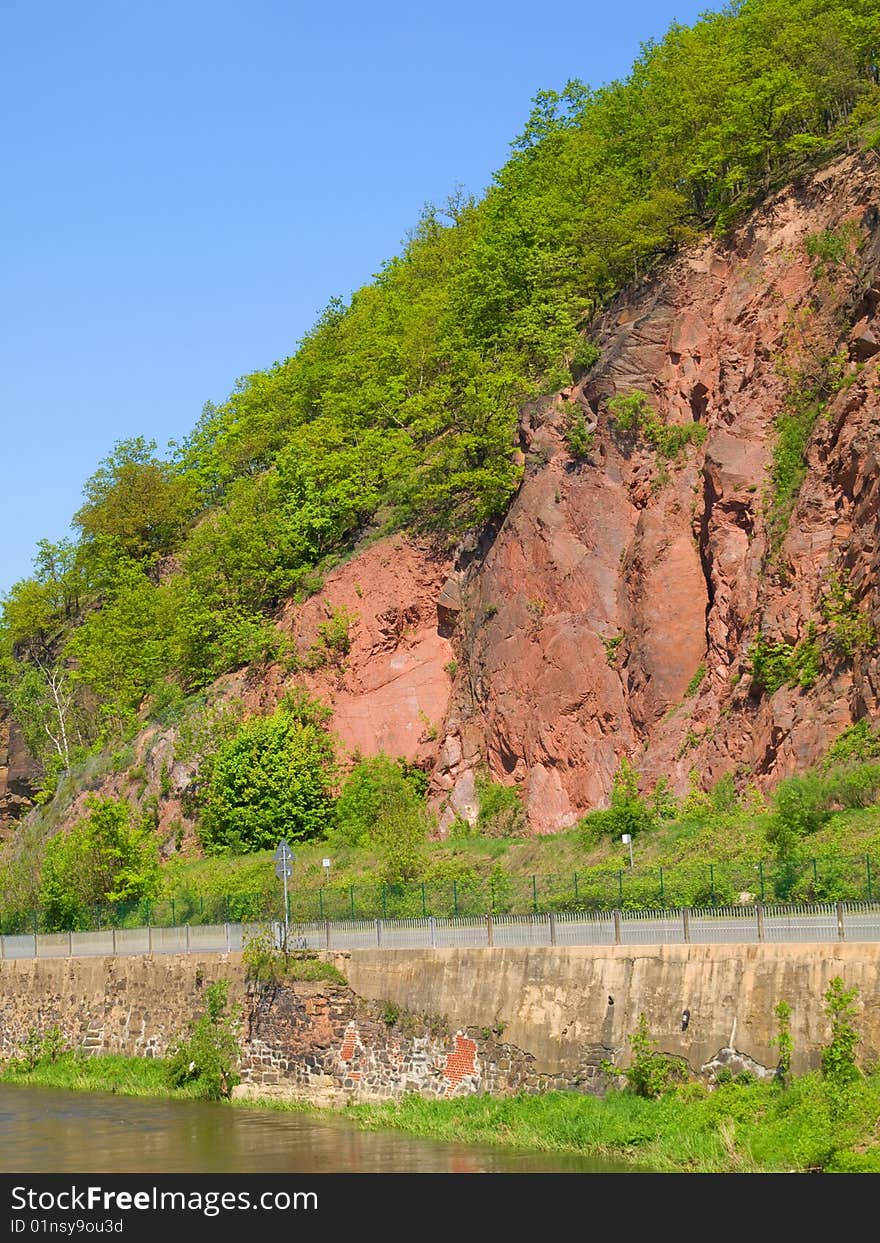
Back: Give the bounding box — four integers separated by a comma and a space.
3, 1054, 879, 1172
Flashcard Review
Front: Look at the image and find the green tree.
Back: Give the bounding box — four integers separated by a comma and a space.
196, 694, 336, 854
74, 437, 196, 563
821, 977, 861, 1087
166, 979, 242, 1100
39, 797, 160, 930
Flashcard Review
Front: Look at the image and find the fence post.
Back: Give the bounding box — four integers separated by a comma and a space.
148, 924, 152, 955
0, 934, 5, 960
325, 920, 331, 951
111, 928, 117, 956
224, 923, 230, 954
612, 909, 621, 946
573, 872, 579, 903
549, 912, 557, 946
867, 856, 873, 903
429, 916, 436, 949
33, 931, 38, 959
532, 875, 538, 913
486, 913, 494, 947
659, 866, 664, 907
756, 902, 765, 943
837, 901, 845, 941
68, 931, 73, 958
758, 860, 765, 903
349, 886, 356, 919
375, 919, 382, 948
682, 908, 691, 944
453, 878, 459, 916
185, 924, 190, 953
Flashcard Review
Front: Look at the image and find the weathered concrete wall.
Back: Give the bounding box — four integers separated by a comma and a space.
1, 945, 879, 1104
340, 944, 880, 1081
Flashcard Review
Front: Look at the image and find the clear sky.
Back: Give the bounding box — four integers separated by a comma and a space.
0, 0, 708, 596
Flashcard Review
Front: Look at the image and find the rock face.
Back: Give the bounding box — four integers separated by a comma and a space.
275, 536, 455, 767
0, 701, 39, 832
431, 150, 880, 831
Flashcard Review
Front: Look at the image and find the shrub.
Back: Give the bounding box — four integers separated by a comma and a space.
196, 693, 336, 854
39, 796, 160, 931
166, 979, 242, 1100
605, 1013, 688, 1099
475, 775, 527, 838
334, 754, 427, 846
821, 572, 876, 659
580, 757, 655, 842
608, 390, 706, 459
821, 978, 860, 1088
823, 720, 880, 769
749, 628, 820, 694
772, 1000, 793, 1088
563, 410, 595, 459
571, 340, 601, 372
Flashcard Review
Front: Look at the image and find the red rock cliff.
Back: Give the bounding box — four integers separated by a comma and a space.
431, 151, 880, 831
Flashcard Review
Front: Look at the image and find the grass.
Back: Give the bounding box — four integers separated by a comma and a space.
4, 1054, 880, 1173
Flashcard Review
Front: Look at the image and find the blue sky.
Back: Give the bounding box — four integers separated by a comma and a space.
0, 0, 708, 595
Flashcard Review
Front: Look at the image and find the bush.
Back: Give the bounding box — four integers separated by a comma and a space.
580, 757, 655, 843
166, 979, 242, 1100
475, 775, 527, 837
334, 754, 427, 846
823, 720, 880, 769
605, 1013, 687, 1099
39, 796, 160, 931
196, 693, 336, 854
821, 978, 860, 1088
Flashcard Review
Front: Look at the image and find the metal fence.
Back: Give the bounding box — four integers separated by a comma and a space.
4, 853, 879, 936
2, 902, 879, 961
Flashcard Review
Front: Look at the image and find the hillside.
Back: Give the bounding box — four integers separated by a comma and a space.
1, 0, 879, 926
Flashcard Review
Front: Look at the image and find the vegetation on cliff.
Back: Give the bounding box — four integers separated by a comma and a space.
1, 0, 879, 912
3, 0, 878, 749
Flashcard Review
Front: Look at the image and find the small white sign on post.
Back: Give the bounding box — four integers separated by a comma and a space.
622, 833, 634, 869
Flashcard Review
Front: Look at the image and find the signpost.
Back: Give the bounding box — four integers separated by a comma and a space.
622, 833, 634, 869
274, 839, 294, 948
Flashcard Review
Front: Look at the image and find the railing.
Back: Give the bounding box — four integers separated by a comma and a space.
2, 902, 879, 961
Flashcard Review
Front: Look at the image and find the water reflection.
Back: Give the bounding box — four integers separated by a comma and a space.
0, 1084, 630, 1173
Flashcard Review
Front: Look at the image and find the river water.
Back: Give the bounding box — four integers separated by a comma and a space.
0, 1084, 631, 1173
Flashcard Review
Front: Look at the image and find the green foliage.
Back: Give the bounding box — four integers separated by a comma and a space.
612, 1013, 688, 1099
684, 663, 706, 698
602, 633, 623, 665
306, 603, 355, 669
570, 340, 601, 372
823, 720, 880, 769
196, 693, 336, 854
562, 410, 595, 459
580, 757, 656, 842
39, 796, 160, 931
165, 979, 242, 1100
74, 438, 197, 563
608, 390, 706, 459
767, 771, 833, 857
331, 752, 429, 883
242, 929, 347, 986
333, 754, 428, 846
749, 626, 821, 694
475, 774, 527, 837
708, 772, 738, 815
9, 1024, 69, 1072
821, 571, 876, 658
821, 978, 861, 1087
805, 222, 862, 275
772, 1000, 793, 1087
